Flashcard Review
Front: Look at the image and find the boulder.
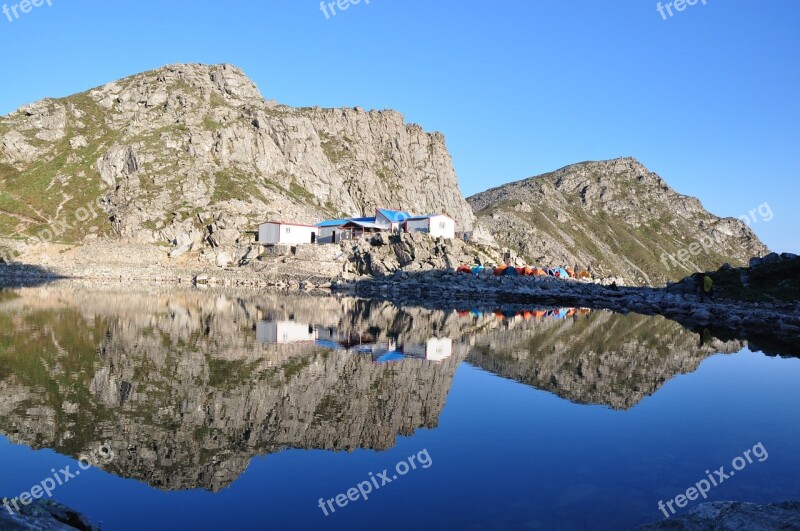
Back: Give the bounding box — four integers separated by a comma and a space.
216, 251, 233, 268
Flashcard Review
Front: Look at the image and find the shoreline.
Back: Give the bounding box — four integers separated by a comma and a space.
2, 263, 799, 356
338, 270, 800, 356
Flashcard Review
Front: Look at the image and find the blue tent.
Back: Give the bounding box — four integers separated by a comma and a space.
555, 267, 570, 278
471, 265, 485, 275
502, 266, 519, 276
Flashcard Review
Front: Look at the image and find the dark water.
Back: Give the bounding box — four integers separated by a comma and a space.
0, 284, 798, 530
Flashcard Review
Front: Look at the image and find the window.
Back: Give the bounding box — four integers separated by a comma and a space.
285, 227, 291, 233
439, 222, 446, 229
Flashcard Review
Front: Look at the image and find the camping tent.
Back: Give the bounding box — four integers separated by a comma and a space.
554, 267, 570, 278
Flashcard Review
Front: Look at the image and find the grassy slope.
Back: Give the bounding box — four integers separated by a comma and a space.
474, 171, 743, 283
0, 92, 114, 243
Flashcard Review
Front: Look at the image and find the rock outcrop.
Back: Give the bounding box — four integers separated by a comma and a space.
0, 63, 475, 267
468, 158, 769, 285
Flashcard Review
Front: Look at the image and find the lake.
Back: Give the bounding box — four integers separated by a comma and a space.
0, 284, 798, 530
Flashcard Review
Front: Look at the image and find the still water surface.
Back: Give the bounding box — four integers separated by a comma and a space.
0, 285, 798, 530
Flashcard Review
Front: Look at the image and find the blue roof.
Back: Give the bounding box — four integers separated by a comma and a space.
377, 209, 412, 223
315, 218, 350, 228
315, 216, 377, 228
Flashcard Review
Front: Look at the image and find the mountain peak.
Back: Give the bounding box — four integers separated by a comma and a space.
469, 158, 767, 284
0, 64, 475, 264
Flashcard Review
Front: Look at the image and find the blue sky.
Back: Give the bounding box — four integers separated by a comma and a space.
1, 0, 797, 252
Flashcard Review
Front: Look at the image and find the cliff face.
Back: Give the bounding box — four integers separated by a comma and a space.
468, 158, 769, 285
0, 63, 475, 255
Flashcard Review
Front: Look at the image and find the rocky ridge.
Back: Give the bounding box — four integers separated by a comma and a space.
0, 63, 479, 269
469, 157, 769, 285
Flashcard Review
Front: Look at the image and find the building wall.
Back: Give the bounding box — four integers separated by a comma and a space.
405, 218, 431, 234
318, 226, 341, 244
425, 337, 453, 362
259, 223, 318, 245
256, 321, 316, 344
258, 223, 281, 244
405, 216, 455, 238
427, 215, 455, 239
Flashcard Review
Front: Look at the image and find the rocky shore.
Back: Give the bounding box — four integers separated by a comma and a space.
2, 242, 798, 355
336, 268, 800, 356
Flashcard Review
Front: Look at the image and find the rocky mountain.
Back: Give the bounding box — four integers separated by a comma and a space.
468, 158, 769, 285
0, 65, 770, 286
0, 63, 476, 262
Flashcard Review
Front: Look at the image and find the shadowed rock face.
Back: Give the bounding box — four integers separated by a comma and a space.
468, 157, 769, 285
466, 309, 744, 410
0, 285, 745, 491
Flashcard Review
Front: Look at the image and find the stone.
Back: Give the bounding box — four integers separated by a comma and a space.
216, 251, 233, 268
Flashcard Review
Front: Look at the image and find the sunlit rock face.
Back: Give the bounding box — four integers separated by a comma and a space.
0, 63, 475, 257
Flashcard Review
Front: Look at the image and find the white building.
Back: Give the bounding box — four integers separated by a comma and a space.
258, 221, 318, 245
403, 337, 454, 362
424, 337, 453, 362
256, 321, 317, 344
404, 214, 456, 239
314, 210, 457, 243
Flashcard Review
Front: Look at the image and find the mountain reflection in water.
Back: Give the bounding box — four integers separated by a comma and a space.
0, 284, 747, 495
